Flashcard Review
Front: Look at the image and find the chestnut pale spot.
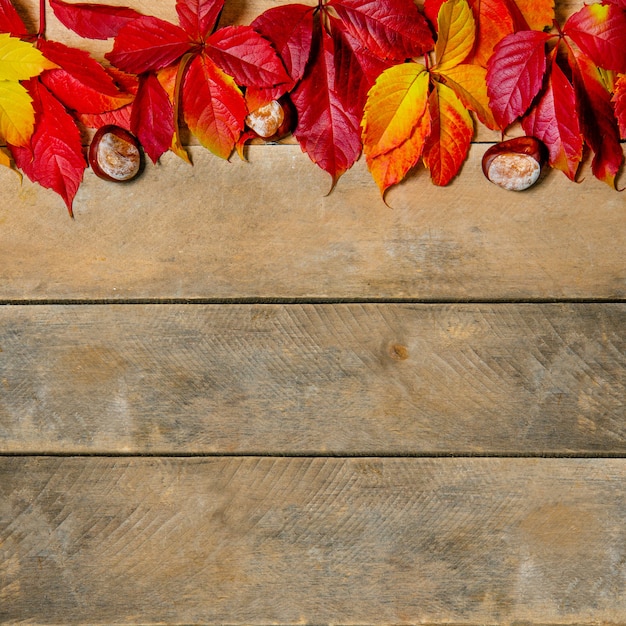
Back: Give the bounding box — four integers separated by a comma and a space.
245, 100, 284, 138
96, 132, 141, 181
487, 153, 541, 191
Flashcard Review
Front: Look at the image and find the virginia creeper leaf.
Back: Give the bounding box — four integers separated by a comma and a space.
183, 53, 246, 159
0, 33, 57, 81
250, 4, 315, 87
434, 0, 474, 71
422, 81, 473, 186
435, 63, 496, 129
521, 55, 583, 180
0, 0, 28, 37
464, 0, 513, 67
0, 79, 35, 146
38, 40, 133, 113
11, 78, 85, 216
49, 0, 143, 40
207, 25, 290, 88
327, 0, 434, 61
564, 3, 626, 74
361, 62, 429, 159
506, 0, 554, 32
487, 30, 553, 128
106, 15, 192, 74
568, 47, 623, 188
291, 27, 362, 182
130, 71, 174, 163
176, 0, 224, 41
366, 107, 431, 194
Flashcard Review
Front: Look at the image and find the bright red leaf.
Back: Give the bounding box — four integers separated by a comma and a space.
10, 78, 85, 216
0, 0, 28, 37
49, 0, 142, 40
176, 0, 224, 40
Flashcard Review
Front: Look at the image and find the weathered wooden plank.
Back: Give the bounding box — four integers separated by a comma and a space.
1, 302, 624, 455
2, 456, 626, 624
1, 145, 625, 301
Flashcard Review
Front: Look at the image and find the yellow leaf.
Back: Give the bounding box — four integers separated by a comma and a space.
0, 33, 57, 82
0, 80, 35, 147
435, 0, 475, 72
435, 64, 497, 129
362, 62, 429, 160
367, 105, 432, 195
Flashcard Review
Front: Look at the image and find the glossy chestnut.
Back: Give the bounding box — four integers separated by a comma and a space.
89, 125, 143, 182
245, 96, 296, 141
482, 136, 547, 191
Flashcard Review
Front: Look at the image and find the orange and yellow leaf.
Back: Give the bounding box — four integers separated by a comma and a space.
0, 80, 35, 146
435, 0, 475, 72
361, 62, 429, 159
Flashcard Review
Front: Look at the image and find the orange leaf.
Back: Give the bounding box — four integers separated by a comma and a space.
361, 62, 429, 159
366, 104, 431, 195
422, 81, 473, 185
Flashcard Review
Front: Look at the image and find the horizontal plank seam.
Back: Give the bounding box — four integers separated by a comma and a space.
3, 452, 626, 459
1, 297, 626, 305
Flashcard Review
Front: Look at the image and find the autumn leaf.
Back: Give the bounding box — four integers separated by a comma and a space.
0, 0, 28, 37
253, 0, 432, 182
362, 0, 493, 191
614, 73, 626, 139
49, 0, 142, 40
106, 0, 289, 160
0, 33, 56, 147
10, 77, 85, 216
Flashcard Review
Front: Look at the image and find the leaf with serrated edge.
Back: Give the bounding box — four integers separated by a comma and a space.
435, 0, 474, 72
522, 56, 582, 180
183, 53, 246, 159
328, 0, 433, 61
49, 0, 143, 40
613, 73, 626, 139
366, 102, 431, 194
435, 64, 496, 129
291, 27, 362, 181
0, 79, 35, 146
362, 62, 429, 159
422, 81, 473, 186
176, 0, 224, 40
0, 34, 57, 82
486, 29, 552, 129
207, 25, 290, 88
564, 3, 626, 74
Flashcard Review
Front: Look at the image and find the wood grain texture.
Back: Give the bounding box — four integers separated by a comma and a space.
2, 456, 626, 625
1, 303, 625, 455
1, 145, 625, 301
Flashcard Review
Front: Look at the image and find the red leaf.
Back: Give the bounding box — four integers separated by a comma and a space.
291, 27, 362, 181
0, 0, 28, 37
331, 17, 392, 119
207, 25, 290, 88
38, 40, 133, 113
130, 72, 174, 163
176, 0, 223, 40
11, 78, 85, 216
613, 73, 626, 139
182, 53, 247, 159
568, 47, 623, 188
106, 15, 191, 74
328, 0, 434, 61
564, 3, 626, 74
49, 0, 143, 40
487, 30, 553, 128
251, 4, 315, 86
521, 55, 583, 180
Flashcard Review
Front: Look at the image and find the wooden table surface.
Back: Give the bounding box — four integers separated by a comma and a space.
1, 0, 625, 623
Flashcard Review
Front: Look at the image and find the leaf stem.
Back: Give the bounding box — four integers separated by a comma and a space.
38, 0, 46, 38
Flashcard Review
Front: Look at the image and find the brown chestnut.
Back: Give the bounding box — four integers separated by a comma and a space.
89, 125, 143, 182
245, 96, 296, 141
482, 137, 547, 191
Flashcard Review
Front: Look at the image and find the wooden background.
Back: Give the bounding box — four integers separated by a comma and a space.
1, 0, 626, 623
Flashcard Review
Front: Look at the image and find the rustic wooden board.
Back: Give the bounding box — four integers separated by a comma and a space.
1, 302, 625, 455
2, 456, 626, 625
2, 145, 625, 301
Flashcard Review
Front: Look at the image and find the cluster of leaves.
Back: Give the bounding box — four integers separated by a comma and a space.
0, 0, 625, 215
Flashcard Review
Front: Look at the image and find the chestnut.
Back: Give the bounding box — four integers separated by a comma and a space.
482, 136, 547, 191
245, 96, 296, 141
89, 125, 143, 182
